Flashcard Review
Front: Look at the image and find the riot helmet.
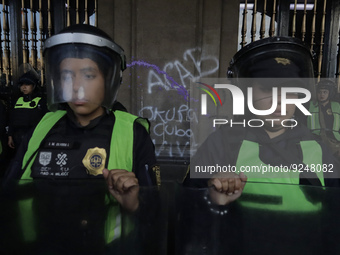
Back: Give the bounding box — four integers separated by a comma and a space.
227, 37, 316, 128
316, 79, 336, 102
228, 36, 316, 98
18, 70, 40, 88
17, 63, 40, 89
17, 64, 41, 100
43, 24, 126, 111
228, 36, 315, 79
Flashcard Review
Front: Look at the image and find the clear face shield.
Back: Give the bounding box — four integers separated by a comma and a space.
43, 32, 125, 111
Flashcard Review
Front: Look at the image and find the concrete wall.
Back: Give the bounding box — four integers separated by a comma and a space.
98, 0, 240, 163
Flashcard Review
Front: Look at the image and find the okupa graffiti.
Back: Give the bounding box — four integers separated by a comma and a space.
147, 47, 219, 94
139, 104, 198, 157
140, 104, 198, 125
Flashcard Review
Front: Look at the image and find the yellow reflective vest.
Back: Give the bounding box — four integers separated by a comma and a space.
236, 140, 324, 212
307, 101, 340, 141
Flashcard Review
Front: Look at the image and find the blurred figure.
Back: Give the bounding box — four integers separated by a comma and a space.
307, 79, 340, 159
7, 69, 47, 150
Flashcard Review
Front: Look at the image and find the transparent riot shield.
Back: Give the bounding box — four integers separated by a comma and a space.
0, 179, 168, 255
2, 179, 340, 254
175, 182, 340, 255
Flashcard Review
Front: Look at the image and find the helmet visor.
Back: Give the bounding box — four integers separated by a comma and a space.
44, 43, 122, 111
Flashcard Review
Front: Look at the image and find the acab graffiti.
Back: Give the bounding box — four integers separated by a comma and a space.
147, 47, 219, 94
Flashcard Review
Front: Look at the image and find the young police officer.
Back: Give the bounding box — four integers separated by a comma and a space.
182, 37, 340, 254
4, 24, 159, 254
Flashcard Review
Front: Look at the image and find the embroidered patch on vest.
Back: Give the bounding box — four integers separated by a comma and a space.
39, 151, 52, 166
82, 147, 107, 176
56, 152, 68, 166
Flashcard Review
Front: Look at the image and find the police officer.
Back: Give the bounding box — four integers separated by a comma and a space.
185, 36, 340, 201
307, 79, 340, 158
182, 36, 340, 254
7, 69, 47, 150
4, 24, 159, 254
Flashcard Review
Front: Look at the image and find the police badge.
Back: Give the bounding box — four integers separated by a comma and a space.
82, 147, 107, 176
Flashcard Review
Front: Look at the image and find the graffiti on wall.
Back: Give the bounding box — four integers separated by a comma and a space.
128, 47, 219, 158
139, 104, 198, 157
147, 47, 219, 94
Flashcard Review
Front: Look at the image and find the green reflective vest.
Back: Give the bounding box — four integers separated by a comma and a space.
14, 97, 41, 109
307, 101, 340, 141
236, 140, 324, 212
19, 109, 149, 244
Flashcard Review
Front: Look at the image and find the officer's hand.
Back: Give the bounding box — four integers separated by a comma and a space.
102, 169, 139, 212
8, 136, 14, 149
207, 172, 247, 205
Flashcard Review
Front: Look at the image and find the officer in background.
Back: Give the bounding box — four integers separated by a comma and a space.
3, 24, 160, 254
307, 79, 340, 159
7, 68, 48, 150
